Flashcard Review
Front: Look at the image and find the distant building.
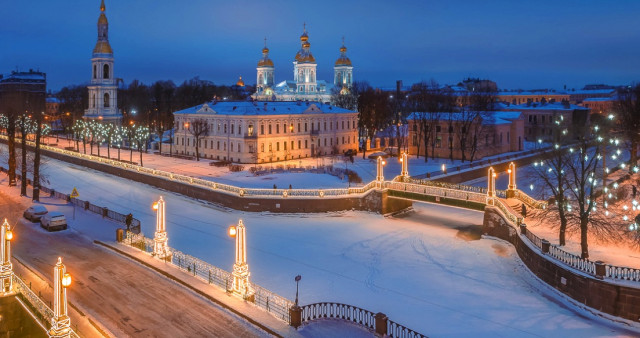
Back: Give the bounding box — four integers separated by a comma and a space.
407, 111, 524, 160
500, 102, 590, 142
46, 96, 61, 116
567, 89, 616, 104
172, 101, 358, 163
497, 90, 570, 105
83, 0, 121, 124
0, 70, 47, 117
252, 27, 353, 103
581, 97, 615, 115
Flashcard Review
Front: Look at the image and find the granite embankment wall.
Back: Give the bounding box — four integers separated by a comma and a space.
483, 206, 640, 322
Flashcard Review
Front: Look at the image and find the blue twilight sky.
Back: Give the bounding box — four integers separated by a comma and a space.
1, 0, 639, 91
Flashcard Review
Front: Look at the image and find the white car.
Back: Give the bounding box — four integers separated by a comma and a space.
367, 151, 389, 160
40, 212, 68, 232
23, 205, 48, 222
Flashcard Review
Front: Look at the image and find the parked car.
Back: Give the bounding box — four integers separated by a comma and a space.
367, 151, 389, 160
23, 205, 48, 222
40, 212, 68, 232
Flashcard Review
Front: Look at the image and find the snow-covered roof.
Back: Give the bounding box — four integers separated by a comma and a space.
406, 111, 522, 125
498, 102, 587, 111
173, 100, 355, 116
582, 97, 614, 102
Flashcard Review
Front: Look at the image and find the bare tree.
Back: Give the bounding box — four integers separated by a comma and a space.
33, 112, 43, 201
188, 118, 210, 161
615, 84, 640, 167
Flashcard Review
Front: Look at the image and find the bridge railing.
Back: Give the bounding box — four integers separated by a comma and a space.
384, 181, 487, 204
299, 302, 426, 338
513, 189, 547, 209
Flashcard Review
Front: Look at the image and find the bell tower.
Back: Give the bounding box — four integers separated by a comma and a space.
256, 38, 275, 95
334, 37, 353, 89
84, 0, 121, 124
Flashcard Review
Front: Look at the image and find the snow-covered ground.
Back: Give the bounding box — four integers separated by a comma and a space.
2, 151, 638, 337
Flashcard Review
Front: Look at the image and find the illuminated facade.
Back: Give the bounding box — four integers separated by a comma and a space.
172, 101, 358, 163
84, 0, 121, 124
253, 26, 353, 103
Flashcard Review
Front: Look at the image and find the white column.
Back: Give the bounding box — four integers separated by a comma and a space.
231, 220, 253, 299
508, 162, 517, 191
0, 219, 13, 296
400, 152, 409, 178
376, 156, 385, 182
49, 257, 71, 338
487, 167, 496, 205
153, 196, 170, 259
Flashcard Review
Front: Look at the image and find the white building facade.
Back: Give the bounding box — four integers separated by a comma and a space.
172, 101, 358, 164
253, 27, 353, 103
84, 0, 121, 124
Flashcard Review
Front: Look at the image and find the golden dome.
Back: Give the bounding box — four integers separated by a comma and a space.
262, 46, 269, 54
258, 58, 274, 67
340, 45, 347, 53
100, 0, 106, 12
300, 32, 308, 42
93, 40, 113, 54
295, 52, 315, 63
335, 57, 352, 66
236, 76, 245, 87
98, 13, 108, 25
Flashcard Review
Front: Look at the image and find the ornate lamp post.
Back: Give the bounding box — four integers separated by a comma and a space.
487, 167, 496, 205
400, 152, 409, 179
0, 219, 13, 296
49, 257, 72, 338
507, 162, 517, 198
153, 196, 170, 259
376, 156, 386, 188
228, 220, 254, 301
183, 121, 189, 155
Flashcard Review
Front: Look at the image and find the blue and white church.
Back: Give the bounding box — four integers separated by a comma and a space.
84, 0, 121, 124
253, 26, 353, 103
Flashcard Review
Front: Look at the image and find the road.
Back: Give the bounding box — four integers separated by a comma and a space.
0, 189, 266, 337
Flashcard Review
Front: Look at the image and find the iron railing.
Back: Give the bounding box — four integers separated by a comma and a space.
122, 231, 294, 322
387, 319, 428, 338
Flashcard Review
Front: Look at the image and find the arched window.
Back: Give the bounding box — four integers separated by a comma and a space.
258, 73, 264, 85
92, 94, 96, 108
104, 92, 110, 107
103, 64, 110, 79
93, 65, 97, 79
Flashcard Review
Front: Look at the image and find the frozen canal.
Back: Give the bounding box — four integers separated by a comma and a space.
2, 151, 638, 337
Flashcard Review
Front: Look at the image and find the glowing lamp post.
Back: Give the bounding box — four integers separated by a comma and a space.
400, 152, 409, 179
441, 164, 447, 175
0, 219, 13, 296
228, 220, 254, 300
376, 157, 386, 188
507, 162, 517, 197
487, 167, 496, 205
49, 257, 72, 338
153, 196, 170, 259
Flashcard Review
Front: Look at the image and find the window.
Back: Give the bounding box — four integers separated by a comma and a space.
269, 143, 272, 151
261, 125, 264, 135
324, 122, 327, 130
305, 140, 308, 149
237, 144, 241, 153
238, 126, 242, 135
304, 123, 308, 132
103, 64, 109, 79
436, 136, 442, 148
284, 142, 287, 150
231, 124, 235, 134
93, 65, 96, 79
224, 124, 227, 133
298, 140, 301, 149
324, 138, 327, 146
104, 93, 110, 107
276, 124, 280, 134
291, 141, 294, 149
342, 121, 345, 129
217, 141, 220, 150
298, 123, 301, 132
92, 94, 96, 108
231, 143, 234, 152
261, 143, 264, 152
224, 142, 227, 151
277, 142, 280, 151
283, 123, 287, 133
436, 125, 441, 133
269, 124, 272, 134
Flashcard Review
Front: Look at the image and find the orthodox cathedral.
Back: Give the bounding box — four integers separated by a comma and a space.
83, 0, 122, 123
252, 26, 353, 103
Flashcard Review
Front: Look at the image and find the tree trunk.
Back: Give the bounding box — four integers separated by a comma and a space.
139, 148, 143, 167
196, 141, 200, 161
107, 141, 110, 159
20, 124, 27, 196
580, 216, 589, 259
7, 117, 17, 186
631, 139, 639, 167
558, 205, 567, 246
33, 118, 42, 201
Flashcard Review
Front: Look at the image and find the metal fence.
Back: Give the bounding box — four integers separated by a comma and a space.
122, 231, 294, 322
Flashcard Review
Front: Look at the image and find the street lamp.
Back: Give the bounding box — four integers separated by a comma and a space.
229, 220, 253, 300
294, 275, 302, 306
50, 257, 72, 337
184, 121, 189, 155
